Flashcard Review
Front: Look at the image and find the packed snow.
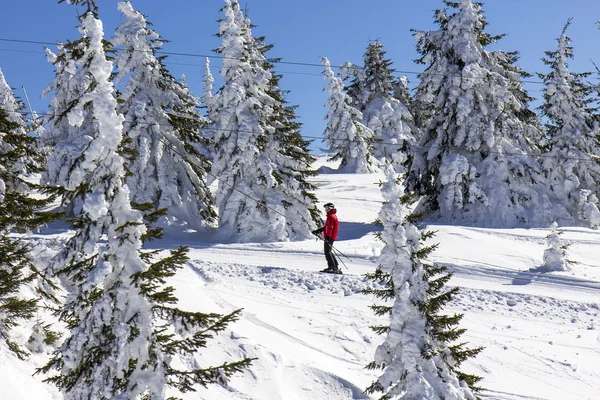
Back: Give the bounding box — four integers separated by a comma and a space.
1, 156, 599, 400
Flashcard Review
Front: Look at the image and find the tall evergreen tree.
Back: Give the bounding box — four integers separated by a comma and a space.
351, 41, 417, 162
208, 0, 319, 242
39, 3, 251, 398
407, 0, 562, 227
364, 162, 483, 399
321, 56, 378, 173
263, 55, 321, 230
112, 1, 216, 231
0, 69, 54, 359
538, 20, 600, 227
40, 1, 99, 217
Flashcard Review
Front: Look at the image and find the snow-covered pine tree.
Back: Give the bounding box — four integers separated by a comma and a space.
321, 56, 378, 173
203, 57, 216, 124
208, 0, 319, 241
407, 0, 561, 227
538, 20, 600, 228
201, 57, 220, 162
264, 57, 321, 231
393, 76, 413, 114
40, 6, 98, 217
339, 61, 367, 110
38, 3, 251, 398
364, 162, 483, 399
113, 1, 216, 231
355, 41, 417, 163
393, 75, 422, 155
362, 41, 395, 104
0, 69, 55, 359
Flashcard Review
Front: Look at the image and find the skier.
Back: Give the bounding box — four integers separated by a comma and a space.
312, 202, 340, 274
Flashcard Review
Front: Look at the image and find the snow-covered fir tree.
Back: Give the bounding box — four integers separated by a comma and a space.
344, 41, 417, 163
203, 57, 217, 125
394, 75, 422, 148
264, 62, 322, 230
538, 20, 600, 228
208, 0, 319, 241
321, 56, 378, 173
40, 36, 96, 218
339, 60, 367, 110
407, 0, 563, 227
0, 69, 54, 359
39, 4, 251, 398
364, 162, 483, 399
201, 57, 220, 160
113, 1, 216, 231
541, 221, 571, 272
393, 76, 413, 113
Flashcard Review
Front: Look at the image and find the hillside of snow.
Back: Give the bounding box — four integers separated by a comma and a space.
1, 156, 599, 400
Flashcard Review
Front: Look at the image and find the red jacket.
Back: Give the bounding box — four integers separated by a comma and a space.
323, 208, 338, 240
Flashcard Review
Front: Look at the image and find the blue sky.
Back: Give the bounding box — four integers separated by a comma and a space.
2, 0, 600, 153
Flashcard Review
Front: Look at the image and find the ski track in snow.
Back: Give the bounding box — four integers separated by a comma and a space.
189, 260, 599, 331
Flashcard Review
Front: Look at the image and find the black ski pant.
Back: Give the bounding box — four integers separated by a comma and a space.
324, 237, 338, 270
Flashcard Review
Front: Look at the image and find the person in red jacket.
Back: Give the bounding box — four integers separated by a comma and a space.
312, 202, 340, 273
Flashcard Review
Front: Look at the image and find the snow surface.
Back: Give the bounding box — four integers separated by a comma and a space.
1, 155, 600, 400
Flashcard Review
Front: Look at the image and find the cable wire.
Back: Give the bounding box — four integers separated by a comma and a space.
2, 36, 599, 87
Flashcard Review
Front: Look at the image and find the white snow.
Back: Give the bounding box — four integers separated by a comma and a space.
2, 155, 599, 400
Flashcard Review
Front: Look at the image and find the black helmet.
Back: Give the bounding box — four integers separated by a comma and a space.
324, 203, 335, 210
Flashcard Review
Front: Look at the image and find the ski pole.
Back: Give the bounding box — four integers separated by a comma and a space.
333, 249, 348, 270
331, 245, 353, 264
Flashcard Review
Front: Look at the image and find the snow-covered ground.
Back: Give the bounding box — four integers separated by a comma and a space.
2, 156, 599, 400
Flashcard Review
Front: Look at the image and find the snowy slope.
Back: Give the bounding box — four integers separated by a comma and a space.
1, 156, 599, 400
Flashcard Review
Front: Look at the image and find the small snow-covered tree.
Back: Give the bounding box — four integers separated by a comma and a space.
113, 1, 216, 231
0, 69, 55, 359
38, 4, 251, 398
407, 0, 560, 227
322, 56, 378, 173
538, 20, 600, 228
208, 0, 319, 241
26, 319, 60, 354
541, 221, 571, 272
364, 162, 483, 399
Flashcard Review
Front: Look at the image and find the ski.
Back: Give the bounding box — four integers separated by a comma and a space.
320, 269, 343, 275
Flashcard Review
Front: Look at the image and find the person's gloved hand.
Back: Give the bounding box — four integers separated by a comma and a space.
311, 229, 320, 235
